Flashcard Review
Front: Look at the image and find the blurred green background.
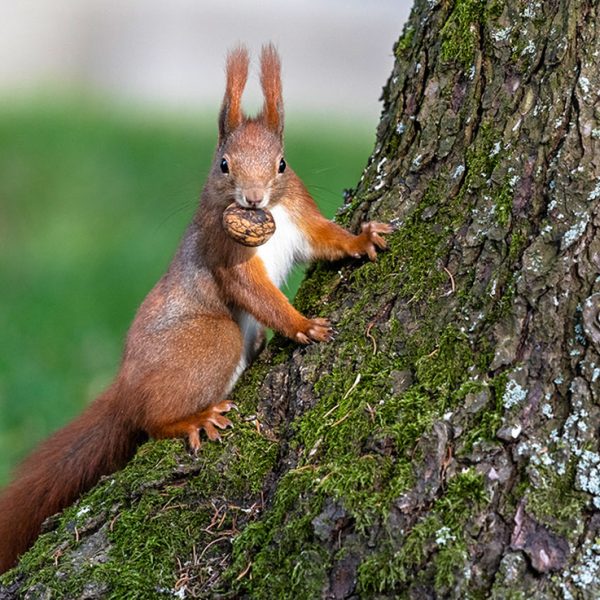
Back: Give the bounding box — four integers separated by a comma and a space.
0, 97, 374, 485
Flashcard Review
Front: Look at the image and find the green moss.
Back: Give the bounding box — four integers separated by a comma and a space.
395, 25, 415, 57
440, 0, 485, 68
508, 223, 528, 263
294, 262, 343, 317
484, 0, 505, 20
227, 468, 329, 598
357, 469, 487, 594
461, 373, 506, 451
413, 326, 477, 407
7, 440, 194, 597
4, 393, 278, 597
525, 459, 587, 538
496, 180, 513, 227
225, 311, 492, 593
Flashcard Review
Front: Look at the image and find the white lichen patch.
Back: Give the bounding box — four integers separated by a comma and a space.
503, 379, 528, 409
524, 246, 545, 275
435, 526, 456, 546
396, 122, 406, 135
566, 540, 600, 591
578, 76, 591, 96
521, 2, 541, 18
588, 179, 600, 201
562, 214, 590, 249
521, 40, 536, 56
77, 506, 91, 518
492, 27, 512, 43
452, 164, 465, 179
541, 403, 554, 419
373, 178, 386, 191
576, 450, 600, 509
372, 157, 388, 191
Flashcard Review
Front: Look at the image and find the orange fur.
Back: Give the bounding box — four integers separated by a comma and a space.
219, 46, 250, 140
284, 174, 393, 261
0, 44, 392, 573
259, 43, 283, 136
0, 388, 144, 573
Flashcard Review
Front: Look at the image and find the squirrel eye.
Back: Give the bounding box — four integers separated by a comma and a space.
278, 158, 286, 174
220, 158, 229, 174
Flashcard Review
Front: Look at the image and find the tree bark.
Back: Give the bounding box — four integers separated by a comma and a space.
2, 0, 600, 598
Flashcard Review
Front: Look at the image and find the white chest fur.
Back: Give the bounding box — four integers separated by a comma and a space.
256, 203, 312, 287
227, 204, 312, 393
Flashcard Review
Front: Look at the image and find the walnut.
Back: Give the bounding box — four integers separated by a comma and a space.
222, 203, 276, 247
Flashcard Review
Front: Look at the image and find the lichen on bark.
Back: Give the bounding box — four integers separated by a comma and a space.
3, 0, 600, 598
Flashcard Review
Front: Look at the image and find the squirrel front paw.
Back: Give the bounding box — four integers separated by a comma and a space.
296, 317, 333, 344
352, 222, 394, 261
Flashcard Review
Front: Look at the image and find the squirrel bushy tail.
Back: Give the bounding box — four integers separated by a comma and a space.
0, 388, 144, 573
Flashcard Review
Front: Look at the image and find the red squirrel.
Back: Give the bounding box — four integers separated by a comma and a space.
0, 44, 392, 573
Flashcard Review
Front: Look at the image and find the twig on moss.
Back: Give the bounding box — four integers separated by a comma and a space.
236, 561, 253, 581
365, 322, 378, 354
443, 266, 455, 294
342, 373, 361, 400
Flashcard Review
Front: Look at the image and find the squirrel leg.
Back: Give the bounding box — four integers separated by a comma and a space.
151, 400, 236, 452
127, 314, 244, 450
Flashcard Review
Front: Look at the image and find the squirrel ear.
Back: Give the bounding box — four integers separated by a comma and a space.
260, 43, 284, 138
219, 46, 249, 141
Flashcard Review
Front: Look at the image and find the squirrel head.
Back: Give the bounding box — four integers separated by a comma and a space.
212, 44, 288, 210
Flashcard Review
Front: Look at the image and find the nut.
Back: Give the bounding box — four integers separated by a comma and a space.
222, 203, 276, 247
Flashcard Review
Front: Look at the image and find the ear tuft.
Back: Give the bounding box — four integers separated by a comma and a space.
219, 45, 250, 141
260, 43, 284, 137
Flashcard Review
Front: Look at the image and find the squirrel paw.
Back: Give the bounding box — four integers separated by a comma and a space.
296, 317, 333, 344
353, 222, 395, 261
188, 400, 236, 452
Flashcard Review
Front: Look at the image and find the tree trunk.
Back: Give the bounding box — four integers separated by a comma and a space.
2, 0, 600, 598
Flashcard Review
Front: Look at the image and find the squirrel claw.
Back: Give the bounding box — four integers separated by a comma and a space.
297, 317, 333, 344
186, 400, 236, 451
356, 222, 394, 261
188, 429, 202, 453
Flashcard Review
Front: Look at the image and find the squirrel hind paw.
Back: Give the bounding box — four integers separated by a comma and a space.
187, 400, 237, 451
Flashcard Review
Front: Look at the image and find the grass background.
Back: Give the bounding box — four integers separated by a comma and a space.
0, 97, 373, 485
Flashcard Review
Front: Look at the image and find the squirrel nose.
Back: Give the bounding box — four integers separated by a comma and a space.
244, 190, 264, 207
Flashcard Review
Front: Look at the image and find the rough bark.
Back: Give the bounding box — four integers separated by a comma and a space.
2, 0, 600, 598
